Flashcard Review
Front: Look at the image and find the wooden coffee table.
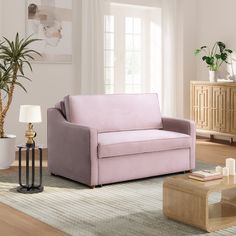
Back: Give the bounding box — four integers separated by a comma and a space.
163, 174, 236, 232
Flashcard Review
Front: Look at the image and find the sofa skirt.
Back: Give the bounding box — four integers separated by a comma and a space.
98, 148, 193, 185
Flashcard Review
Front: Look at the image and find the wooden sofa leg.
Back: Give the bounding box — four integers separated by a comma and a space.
90, 185, 103, 189
184, 170, 193, 174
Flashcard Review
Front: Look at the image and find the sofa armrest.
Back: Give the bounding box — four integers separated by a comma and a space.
47, 108, 98, 186
162, 117, 195, 136
162, 117, 196, 170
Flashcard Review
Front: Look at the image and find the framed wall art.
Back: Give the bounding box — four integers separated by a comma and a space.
26, 0, 72, 63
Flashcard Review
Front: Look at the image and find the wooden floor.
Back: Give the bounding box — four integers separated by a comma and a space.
196, 136, 236, 165
0, 203, 67, 236
0, 137, 236, 235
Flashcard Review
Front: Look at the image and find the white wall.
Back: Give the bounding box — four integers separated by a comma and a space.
0, 0, 77, 146
196, 0, 236, 81
176, 0, 197, 118
0, 0, 2, 38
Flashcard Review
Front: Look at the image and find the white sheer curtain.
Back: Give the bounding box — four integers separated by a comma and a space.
74, 0, 183, 108
161, 0, 182, 117
78, 0, 110, 94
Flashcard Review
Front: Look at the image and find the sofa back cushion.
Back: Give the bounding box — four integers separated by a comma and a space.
64, 94, 162, 132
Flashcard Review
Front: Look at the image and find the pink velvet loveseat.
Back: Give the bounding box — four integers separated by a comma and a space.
47, 94, 195, 187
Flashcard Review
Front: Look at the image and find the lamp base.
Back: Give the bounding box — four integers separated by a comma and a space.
17, 186, 44, 194
25, 123, 37, 147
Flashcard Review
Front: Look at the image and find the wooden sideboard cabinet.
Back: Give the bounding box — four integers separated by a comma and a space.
190, 81, 236, 141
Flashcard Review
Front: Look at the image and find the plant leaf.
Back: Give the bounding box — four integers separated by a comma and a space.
217, 41, 226, 53
205, 57, 214, 65
194, 49, 201, 55
13, 81, 27, 93
17, 75, 32, 81
225, 49, 233, 54
221, 53, 228, 61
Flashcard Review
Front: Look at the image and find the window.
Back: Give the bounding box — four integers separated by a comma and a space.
104, 15, 115, 94
125, 17, 142, 93
104, 4, 162, 96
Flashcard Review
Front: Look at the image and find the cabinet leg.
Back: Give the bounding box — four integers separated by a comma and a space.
230, 138, 234, 145
210, 134, 214, 140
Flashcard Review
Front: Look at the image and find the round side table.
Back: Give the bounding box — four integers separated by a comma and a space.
17, 145, 44, 194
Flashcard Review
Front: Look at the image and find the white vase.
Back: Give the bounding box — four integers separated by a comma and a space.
209, 70, 217, 82
0, 135, 16, 169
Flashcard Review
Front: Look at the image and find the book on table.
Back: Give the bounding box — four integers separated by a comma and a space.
188, 170, 223, 182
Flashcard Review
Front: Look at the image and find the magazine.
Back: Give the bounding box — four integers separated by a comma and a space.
188, 170, 223, 182
191, 170, 221, 178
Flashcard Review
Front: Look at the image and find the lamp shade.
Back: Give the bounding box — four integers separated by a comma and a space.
19, 105, 42, 123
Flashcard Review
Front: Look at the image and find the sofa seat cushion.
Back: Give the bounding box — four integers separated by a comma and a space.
98, 129, 191, 158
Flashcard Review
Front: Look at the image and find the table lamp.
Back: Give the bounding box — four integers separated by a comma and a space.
19, 105, 42, 147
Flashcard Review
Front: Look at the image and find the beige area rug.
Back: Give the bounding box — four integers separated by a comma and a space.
0, 162, 236, 236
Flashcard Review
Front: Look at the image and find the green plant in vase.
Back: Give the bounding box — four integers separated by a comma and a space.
194, 41, 233, 82
0, 33, 40, 169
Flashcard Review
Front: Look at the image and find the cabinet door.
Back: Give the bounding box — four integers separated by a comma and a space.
212, 86, 230, 133
230, 88, 236, 134
191, 85, 211, 130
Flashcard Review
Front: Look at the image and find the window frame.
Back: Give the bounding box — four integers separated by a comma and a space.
104, 3, 162, 94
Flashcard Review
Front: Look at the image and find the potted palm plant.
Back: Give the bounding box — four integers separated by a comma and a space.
194, 41, 233, 82
0, 33, 40, 169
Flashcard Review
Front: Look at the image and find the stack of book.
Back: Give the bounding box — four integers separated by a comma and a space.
189, 170, 223, 181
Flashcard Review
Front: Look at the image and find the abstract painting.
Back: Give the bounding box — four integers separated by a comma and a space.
26, 0, 72, 63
